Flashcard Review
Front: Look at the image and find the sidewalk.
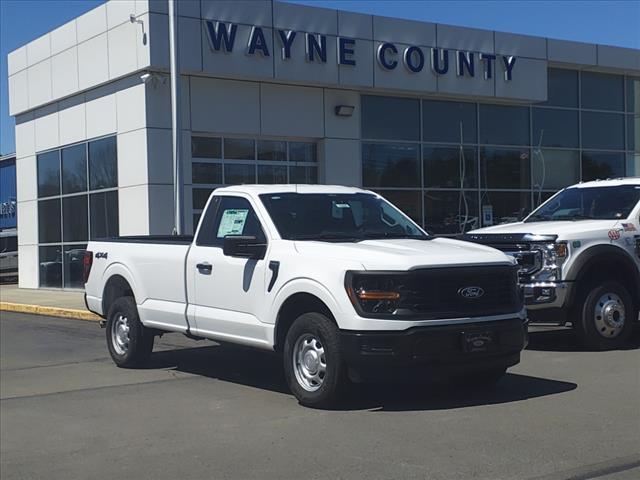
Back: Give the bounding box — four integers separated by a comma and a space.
0, 284, 99, 321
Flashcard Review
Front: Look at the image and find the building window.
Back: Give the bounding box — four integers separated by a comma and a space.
361, 86, 634, 235
581, 72, 624, 111
581, 112, 625, 150
362, 143, 420, 188
422, 100, 477, 144
37, 150, 60, 198
532, 149, 580, 191
532, 108, 579, 148
543, 68, 578, 108
424, 190, 479, 235
480, 147, 531, 190
190, 136, 318, 231
582, 152, 625, 181
361, 95, 420, 141
36, 135, 118, 288
479, 104, 530, 146
423, 145, 477, 189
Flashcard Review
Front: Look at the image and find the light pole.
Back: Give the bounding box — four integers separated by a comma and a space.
168, 0, 183, 235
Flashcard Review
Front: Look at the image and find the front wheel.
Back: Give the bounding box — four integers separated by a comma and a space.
574, 281, 635, 350
106, 296, 154, 368
283, 312, 347, 408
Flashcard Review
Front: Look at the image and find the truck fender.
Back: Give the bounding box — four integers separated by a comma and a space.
565, 244, 640, 303
269, 277, 344, 326
101, 262, 141, 311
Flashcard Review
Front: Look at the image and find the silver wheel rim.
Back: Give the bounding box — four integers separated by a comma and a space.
111, 314, 130, 355
594, 292, 625, 338
292, 334, 327, 392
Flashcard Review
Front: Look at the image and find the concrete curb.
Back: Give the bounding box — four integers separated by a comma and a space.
0, 302, 101, 322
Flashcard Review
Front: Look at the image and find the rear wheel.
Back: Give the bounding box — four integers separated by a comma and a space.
283, 312, 347, 408
574, 281, 635, 350
106, 296, 154, 368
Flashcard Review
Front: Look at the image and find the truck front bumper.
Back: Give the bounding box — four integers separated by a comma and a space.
523, 282, 571, 310
339, 318, 527, 381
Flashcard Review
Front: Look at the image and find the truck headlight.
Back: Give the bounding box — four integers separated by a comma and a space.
345, 274, 403, 315
529, 241, 568, 282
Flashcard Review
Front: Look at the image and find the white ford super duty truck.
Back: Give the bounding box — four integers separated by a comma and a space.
84, 185, 527, 407
464, 178, 640, 350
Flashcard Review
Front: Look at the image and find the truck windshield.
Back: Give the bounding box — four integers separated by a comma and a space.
259, 193, 428, 241
526, 185, 640, 222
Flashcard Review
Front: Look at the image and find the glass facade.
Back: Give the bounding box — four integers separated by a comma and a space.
191, 136, 318, 228
36, 136, 118, 288
361, 68, 637, 235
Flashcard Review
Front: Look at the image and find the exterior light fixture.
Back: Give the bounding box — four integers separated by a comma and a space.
334, 105, 355, 117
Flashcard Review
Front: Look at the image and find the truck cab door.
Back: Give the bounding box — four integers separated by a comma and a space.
187, 195, 271, 347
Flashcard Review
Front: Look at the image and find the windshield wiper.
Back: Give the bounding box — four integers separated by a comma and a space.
555, 214, 596, 221
361, 232, 431, 240
290, 233, 363, 242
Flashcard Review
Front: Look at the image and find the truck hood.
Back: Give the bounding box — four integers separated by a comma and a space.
469, 219, 619, 237
293, 237, 513, 270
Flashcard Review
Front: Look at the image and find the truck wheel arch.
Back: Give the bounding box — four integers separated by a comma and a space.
567, 245, 640, 306
274, 292, 336, 353
102, 275, 135, 317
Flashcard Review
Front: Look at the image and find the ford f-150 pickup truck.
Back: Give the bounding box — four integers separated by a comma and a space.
84, 185, 527, 407
464, 178, 640, 349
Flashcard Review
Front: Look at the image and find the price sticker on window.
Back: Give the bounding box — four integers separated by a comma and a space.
217, 209, 249, 238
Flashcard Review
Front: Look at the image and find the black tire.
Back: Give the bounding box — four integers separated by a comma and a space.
283, 312, 347, 408
106, 296, 154, 368
573, 281, 635, 350
452, 367, 507, 389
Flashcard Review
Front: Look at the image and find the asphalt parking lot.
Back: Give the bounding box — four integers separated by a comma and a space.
1, 311, 639, 480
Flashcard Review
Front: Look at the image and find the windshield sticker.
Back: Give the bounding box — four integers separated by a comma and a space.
622, 223, 637, 232
334, 203, 351, 208
217, 209, 249, 238
608, 229, 621, 241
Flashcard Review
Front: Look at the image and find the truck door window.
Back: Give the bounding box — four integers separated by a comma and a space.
196, 196, 266, 247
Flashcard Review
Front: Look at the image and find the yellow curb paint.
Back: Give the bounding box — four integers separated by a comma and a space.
0, 302, 101, 322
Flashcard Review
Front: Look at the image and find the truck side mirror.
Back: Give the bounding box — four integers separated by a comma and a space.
223, 235, 267, 260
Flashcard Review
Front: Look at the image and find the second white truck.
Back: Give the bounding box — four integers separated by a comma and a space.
84, 185, 527, 407
465, 178, 640, 349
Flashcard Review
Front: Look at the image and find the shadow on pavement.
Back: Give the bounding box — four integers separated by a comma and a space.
526, 327, 640, 352
143, 341, 577, 412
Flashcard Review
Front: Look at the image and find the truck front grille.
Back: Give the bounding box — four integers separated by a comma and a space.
394, 265, 522, 319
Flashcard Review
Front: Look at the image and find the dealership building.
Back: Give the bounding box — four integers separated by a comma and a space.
7, 0, 640, 289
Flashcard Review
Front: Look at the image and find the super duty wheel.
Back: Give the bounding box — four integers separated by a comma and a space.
574, 281, 635, 350
283, 312, 347, 408
106, 296, 154, 368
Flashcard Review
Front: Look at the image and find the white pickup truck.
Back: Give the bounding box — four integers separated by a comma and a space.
84, 185, 527, 407
464, 178, 640, 349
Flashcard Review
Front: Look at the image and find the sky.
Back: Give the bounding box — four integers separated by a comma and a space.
1, 0, 639, 156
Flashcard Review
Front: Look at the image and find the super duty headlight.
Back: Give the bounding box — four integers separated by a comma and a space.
529, 241, 568, 282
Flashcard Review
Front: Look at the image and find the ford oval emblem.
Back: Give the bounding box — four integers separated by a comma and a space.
458, 286, 485, 299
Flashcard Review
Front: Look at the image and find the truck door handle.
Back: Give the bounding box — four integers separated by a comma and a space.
196, 262, 212, 274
